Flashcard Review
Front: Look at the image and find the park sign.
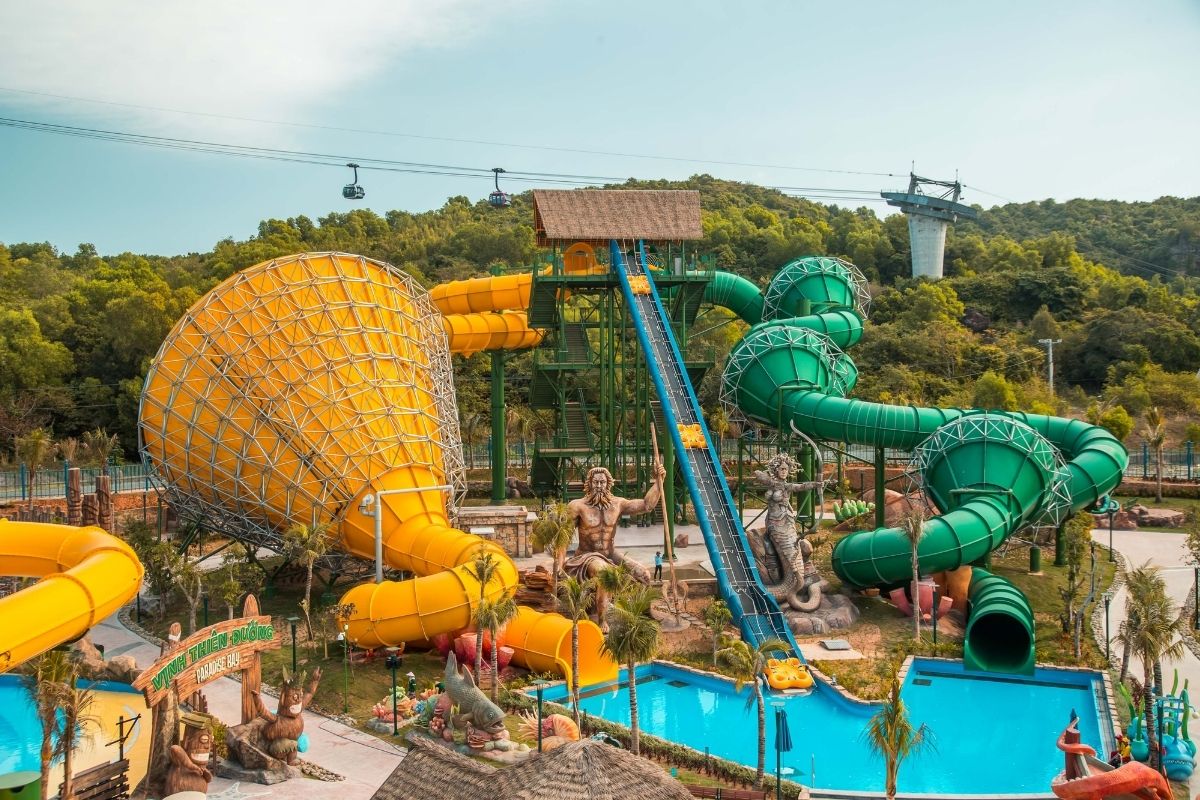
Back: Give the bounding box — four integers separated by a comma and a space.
134, 615, 281, 706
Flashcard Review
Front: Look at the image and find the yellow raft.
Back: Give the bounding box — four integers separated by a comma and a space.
765, 657, 814, 691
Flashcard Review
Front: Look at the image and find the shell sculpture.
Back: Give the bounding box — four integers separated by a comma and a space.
518, 711, 581, 751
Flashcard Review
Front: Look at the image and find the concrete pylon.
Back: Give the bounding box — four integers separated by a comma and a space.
882, 173, 978, 280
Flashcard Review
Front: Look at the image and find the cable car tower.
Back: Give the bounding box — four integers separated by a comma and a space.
882, 172, 977, 279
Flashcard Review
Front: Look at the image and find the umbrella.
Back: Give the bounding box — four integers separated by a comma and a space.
776, 708, 794, 753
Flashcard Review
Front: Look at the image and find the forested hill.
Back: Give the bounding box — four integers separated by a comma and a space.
956, 196, 1200, 281
1, 175, 1198, 461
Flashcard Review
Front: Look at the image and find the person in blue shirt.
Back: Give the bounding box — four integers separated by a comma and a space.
653, 551, 663, 581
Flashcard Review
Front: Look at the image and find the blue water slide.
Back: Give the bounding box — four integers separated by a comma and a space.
610, 240, 799, 656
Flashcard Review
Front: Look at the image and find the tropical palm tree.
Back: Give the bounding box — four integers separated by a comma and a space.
54, 665, 98, 800
557, 576, 595, 730
1142, 407, 1167, 503
81, 428, 120, 475
1123, 575, 1189, 769
600, 584, 660, 755
24, 650, 72, 800
282, 522, 334, 639
703, 600, 733, 667
594, 563, 634, 631
16, 427, 54, 512
531, 503, 575, 583
864, 671, 933, 800
717, 636, 790, 787
464, 546, 503, 679
475, 595, 520, 702
899, 507, 927, 640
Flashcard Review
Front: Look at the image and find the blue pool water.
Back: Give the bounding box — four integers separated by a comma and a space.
543, 659, 1109, 795
0, 675, 42, 774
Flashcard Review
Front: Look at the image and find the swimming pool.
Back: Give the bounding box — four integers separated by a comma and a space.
540, 658, 1110, 796
0, 675, 42, 775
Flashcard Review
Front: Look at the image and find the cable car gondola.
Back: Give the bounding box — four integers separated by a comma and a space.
488, 167, 511, 208
342, 162, 365, 200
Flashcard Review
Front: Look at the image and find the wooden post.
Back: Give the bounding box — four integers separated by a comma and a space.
96, 474, 113, 532
66, 467, 82, 526
82, 494, 98, 526
241, 594, 263, 724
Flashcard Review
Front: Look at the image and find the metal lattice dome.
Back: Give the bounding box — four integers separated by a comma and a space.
139, 252, 465, 553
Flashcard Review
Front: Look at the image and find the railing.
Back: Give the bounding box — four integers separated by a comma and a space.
0, 462, 161, 503
1126, 441, 1197, 481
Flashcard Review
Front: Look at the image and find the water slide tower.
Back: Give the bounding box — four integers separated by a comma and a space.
882, 173, 978, 279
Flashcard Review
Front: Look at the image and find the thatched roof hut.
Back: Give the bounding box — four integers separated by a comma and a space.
372, 738, 693, 800
532, 189, 703, 246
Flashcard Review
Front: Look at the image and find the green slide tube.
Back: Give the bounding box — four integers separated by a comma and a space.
720, 256, 1129, 674
654, 270, 766, 325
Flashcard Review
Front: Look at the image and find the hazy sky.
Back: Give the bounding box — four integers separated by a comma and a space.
1, 0, 1197, 255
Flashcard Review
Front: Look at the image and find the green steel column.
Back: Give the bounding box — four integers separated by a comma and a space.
1054, 522, 1066, 567
874, 445, 886, 529
491, 351, 506, 504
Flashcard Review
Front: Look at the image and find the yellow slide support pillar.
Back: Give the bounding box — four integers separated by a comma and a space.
0, 520, 144, 673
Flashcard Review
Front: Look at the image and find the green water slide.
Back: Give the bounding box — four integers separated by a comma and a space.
718, 256, 1128, 675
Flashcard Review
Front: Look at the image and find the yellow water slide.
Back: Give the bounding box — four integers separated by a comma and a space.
0, 521, 144, 673
139, 252, 615, 687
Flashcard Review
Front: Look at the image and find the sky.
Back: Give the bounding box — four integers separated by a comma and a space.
0, 0, 1197, 256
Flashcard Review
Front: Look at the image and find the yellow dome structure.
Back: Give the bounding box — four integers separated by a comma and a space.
140, 251, 614, 686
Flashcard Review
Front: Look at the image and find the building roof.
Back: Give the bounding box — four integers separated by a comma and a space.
532, 190, 703, 246
372, 738, 692, 800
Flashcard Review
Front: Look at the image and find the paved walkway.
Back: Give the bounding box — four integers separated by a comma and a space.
1091, 527, 1200, 796
89, 614, 403, 800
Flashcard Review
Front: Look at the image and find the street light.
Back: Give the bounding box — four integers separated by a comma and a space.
532, 679, 550, 752
932, 589, 939, 646
358, 485, 453, 583
340, 624, 351, 713
1101, 590, 1113, 662
385, 647, 403, 736
770, 698, 793, 800
286, 615, 300, 673
1194, 567, 1200, 631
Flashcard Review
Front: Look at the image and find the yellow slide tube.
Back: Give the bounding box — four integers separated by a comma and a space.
337, 467, 617, 687
443, 311, 543, 355
0, 520, 144, 673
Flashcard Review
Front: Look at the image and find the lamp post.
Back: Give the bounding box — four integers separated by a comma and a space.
341, 624, 351, 713
1108, 508, 1116, 563
1101, 591, 1113, 662
286, 615, 300, 673
1194, 567, 1200, 631
358, 485, 454, 583
385, 647, 403, 736
532, 679, 549, 752
932, 589, 939, 647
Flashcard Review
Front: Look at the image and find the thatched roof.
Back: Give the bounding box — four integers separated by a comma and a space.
372, 738, 692, 800
502, 739, 693, 800
371, 738, 496, 800
532, 190, 702, 246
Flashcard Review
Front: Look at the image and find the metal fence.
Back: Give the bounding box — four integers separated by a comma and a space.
0, 462, 160, 503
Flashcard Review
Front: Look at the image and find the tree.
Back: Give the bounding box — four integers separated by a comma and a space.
600, 584, 660, 755
464, 546, 503, 679
898, 508, 927, 641
25, 649, 71, 800
282, 522, 334, 639
530, 503, 575, 581
81, 428, 120, 474
556, 576, 595, 731
864, 670, 933, 800
475, 595, 519, 702
176, 556, 205, 635
703, 600, 733, 667
1056, 515, 1094, 658
717, 636, 790, 787
1141, 407, 1166, 502
971, 371, 1018, 411
53, 660, 98, 800
16, 427, 54, 512
1116, 562, 1189, 770
1029, 304, 1062, 341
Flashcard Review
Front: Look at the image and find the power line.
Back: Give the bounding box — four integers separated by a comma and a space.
0, 85, 905, 178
